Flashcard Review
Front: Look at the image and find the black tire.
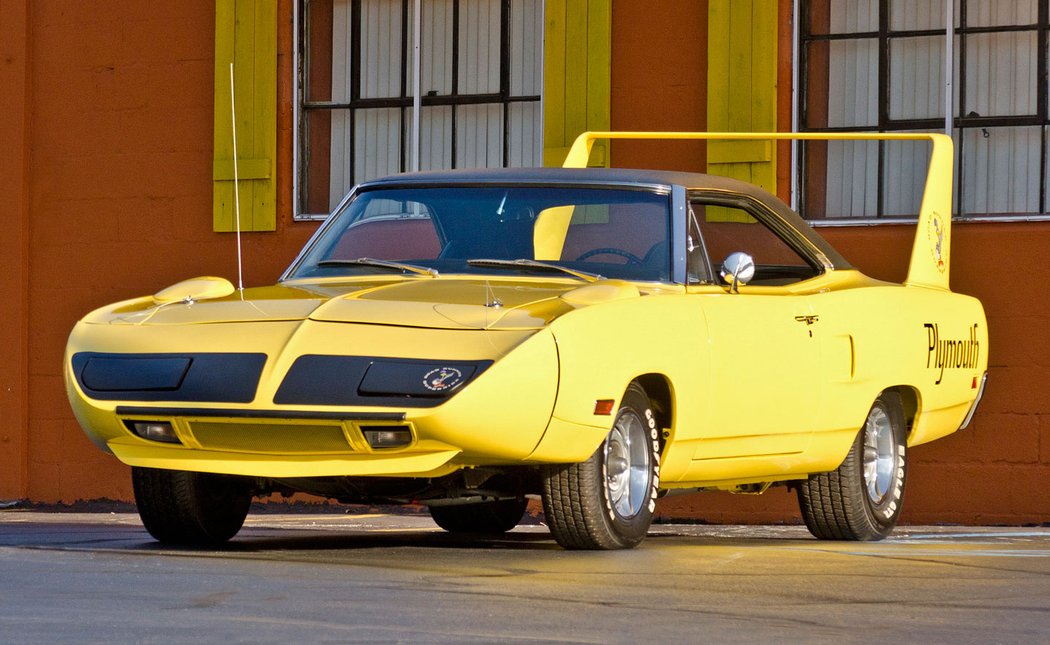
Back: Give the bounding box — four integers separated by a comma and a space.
428, 498, 527, 534
132, 467, 253, 546
541, 383, 661, 550
797, 391, 908, 541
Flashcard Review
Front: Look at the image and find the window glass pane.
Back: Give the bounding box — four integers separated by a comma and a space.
966, 0, 1036, 27
303, 108, 336, 213
459, 0, 501, 94
805, 39, 878, 128
354, 107, 402, 183
961, 126, 1041, 214
807, 0, 877, 34
360, 0, 403, 99
456, 103, 503, 168
417, 0, 453, 96
507, 101, 542, 167
326, 200, 441, 261
509, 0, 543, 96
1044, 127, 1050, 214
882, 137, 932, 216
291, 186, 672, 283
828, 140, 879, 218
306, 0, 341, 102
889, 36, 945, 120
803, 140, 879, 219
329, 108, 354, 207
964, 31, 1037, 117
889, 0, 959, 31
693, 202, 819, 285
405, 105, 453, 171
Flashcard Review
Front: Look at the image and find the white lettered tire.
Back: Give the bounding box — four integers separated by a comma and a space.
542, 383, 661, 549
797, 391, 908, 540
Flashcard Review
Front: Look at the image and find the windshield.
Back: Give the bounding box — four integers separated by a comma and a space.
288, 184, 673, 282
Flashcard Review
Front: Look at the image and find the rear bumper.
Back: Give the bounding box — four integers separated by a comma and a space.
958, 372, 988, 431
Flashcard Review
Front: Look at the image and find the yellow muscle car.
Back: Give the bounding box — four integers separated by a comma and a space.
65, 132, 987, 549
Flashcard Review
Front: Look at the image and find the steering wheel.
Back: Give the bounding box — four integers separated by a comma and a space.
575, 247, 644, 265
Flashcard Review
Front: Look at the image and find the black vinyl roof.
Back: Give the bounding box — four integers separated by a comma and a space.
362, 166, 754, 192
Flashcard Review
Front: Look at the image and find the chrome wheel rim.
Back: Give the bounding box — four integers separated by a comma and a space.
862, 405, 896, 505
605, 409, 650, 520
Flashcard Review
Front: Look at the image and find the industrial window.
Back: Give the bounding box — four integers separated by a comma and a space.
296, 0, 543, 219
798, 1, 1049, 220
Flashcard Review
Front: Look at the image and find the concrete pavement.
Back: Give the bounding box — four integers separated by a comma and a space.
2, 511, 1049, 643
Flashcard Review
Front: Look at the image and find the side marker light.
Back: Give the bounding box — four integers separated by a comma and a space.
594, 399, 615, 416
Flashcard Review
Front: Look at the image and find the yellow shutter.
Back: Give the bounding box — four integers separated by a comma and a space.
543, 0, 611, 167
213, 0, 277, 232
707, 0, 777, 192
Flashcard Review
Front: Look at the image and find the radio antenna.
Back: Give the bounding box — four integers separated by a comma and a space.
229, 62, 245, 292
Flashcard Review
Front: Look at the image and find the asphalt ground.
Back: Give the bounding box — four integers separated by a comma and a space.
1, 510, 1049, 643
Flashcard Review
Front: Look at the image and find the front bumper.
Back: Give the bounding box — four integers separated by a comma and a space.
66, 320, 563, 478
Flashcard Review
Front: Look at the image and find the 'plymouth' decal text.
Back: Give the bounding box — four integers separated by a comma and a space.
925, 323, 980, 385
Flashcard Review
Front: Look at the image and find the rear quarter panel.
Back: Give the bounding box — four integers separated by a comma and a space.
813, 283, 987, 447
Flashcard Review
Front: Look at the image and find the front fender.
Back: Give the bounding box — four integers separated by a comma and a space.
526, 294, 706, 463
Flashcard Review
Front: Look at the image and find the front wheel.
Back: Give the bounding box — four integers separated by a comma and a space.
132, 467, 253, 546
797, 391, 908, 541
541, 383, 661, 550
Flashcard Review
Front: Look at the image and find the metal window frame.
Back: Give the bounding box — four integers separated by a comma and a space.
796, 0, 1050, 224
294, 0, 542, 221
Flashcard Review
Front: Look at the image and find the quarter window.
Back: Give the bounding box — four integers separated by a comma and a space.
690, 198, 820, 286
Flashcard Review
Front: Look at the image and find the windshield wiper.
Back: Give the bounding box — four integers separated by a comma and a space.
317, 257, 438, 277
467, 259, 603, 282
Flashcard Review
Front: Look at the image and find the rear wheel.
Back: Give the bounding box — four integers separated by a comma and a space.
428, 498, 527, 534
797, 391, 908, 541
542, 383, 661, 550
132, 467, 253, 546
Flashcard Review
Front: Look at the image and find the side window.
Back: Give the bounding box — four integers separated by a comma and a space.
691, 199, 820, 286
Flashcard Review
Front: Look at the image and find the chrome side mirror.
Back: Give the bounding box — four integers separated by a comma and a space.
720, 251, 755, 292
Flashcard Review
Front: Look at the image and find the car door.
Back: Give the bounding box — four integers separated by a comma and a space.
687, 194, 824, 460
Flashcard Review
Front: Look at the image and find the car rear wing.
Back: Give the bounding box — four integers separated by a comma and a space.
562, 131, 955, 291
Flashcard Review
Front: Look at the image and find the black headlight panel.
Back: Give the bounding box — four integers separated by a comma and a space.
71, 352, 266, 403
359, 361, 477, 397
273, 355, 492, 408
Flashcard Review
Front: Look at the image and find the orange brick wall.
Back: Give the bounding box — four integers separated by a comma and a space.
2, 0, 1047, 526
0, 0, 31, 501
0, 0, 316, 502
